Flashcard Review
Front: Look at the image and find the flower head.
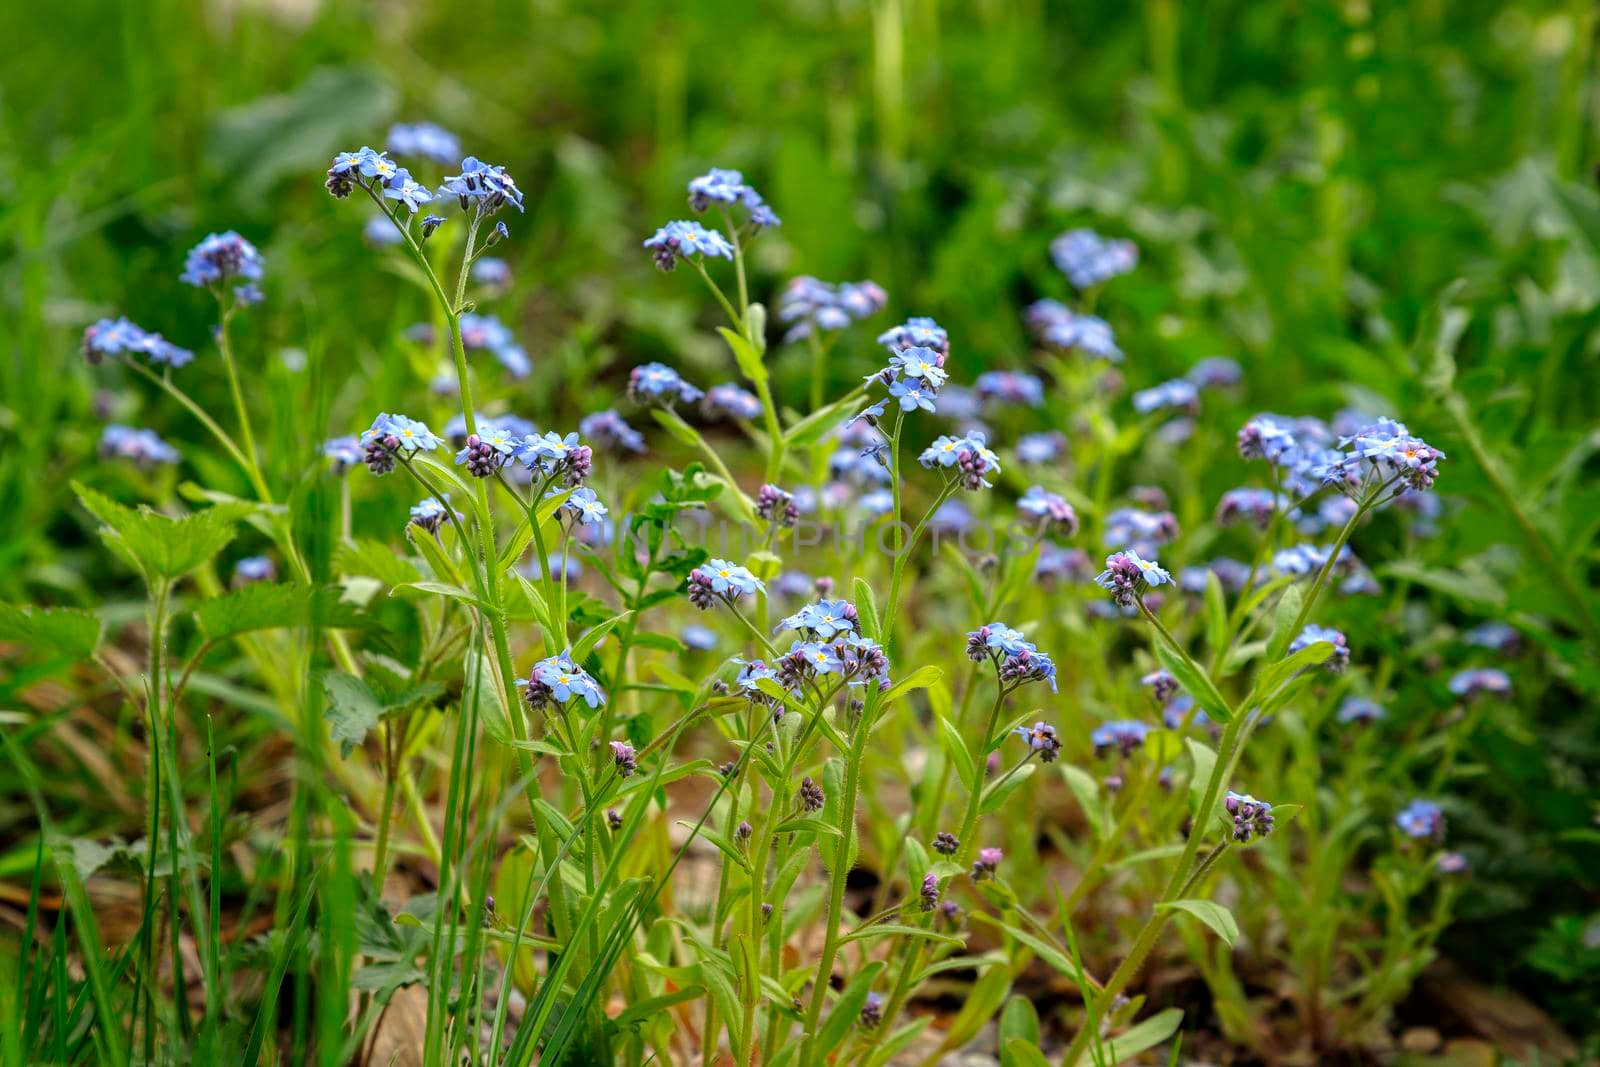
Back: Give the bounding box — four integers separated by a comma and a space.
1187, 357, 1243, 389
1396, 799, 1445, 841
628, 362, 704, 407
1014, 721, 1062, 762
1092, 720, 1149, 756
83, 317, 194, 368
179, 231, 264, 303
919, 432, 1001, 490
642, 220, 735, 270
578, 410, 647, 454
702, 382, 763, 422
1447, 668, 1511, 701
1132, 379, 1200, 416
1050, 229, 1138, 288
1290, 624, 1350, 673
974, 370, 1045, 408
408, 496, 456, 534
382, 168, 435, 214
1018, 486, 1079, 536
778, 276, 887, 341
386, 122, 460, 164
1225, 790, 1276, 842
232, 556, 276, 586
971, 847, 1003, 881
689, 560, 765, 609
1094, 551, 1170, 607
322, 435, 364, 474
519, 652, 605, 710
877, 316, 949, 359
1016, 431, 1067, 465
99, 425, 181, 467
439, 156, 524, 215
1337, 697, 1385, 724
560, 487, 609, 527
1026, 301, 1123, 361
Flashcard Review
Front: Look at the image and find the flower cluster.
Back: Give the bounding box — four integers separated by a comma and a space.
82, 317, 194, 368
1225, 791, 1275, 842
688, 560, 765, 609
799, 775, 825, 812
919, 432, 1001, 490
1014, 721, 1062, 762
966, 622, 1058, 692
777, 276, 888, 341
1094, 550, 1171, 607
99, 425, 181, 467
1332, 419, 1446, 494
1217, 488, 1287, 529
557, 487, 609, 527
328, 147, 438, 224
975, 370, 1045, 408
1103, 508, 1178, 553
578, 410, 647, 454
1050, 228, 1138, 288
971, 847, 1003, 881
386, 121, 460, 165
438, 156, 524, 216
919, 872, 940, 911
1017, 486, 1079, 536
1142, 669, 1179, 703
1015, 431, 1067, 465
359, 413, 443, 475
1092, 720, 1149, 756
514, 431, 593, 487
685, 167, 780, 228
610, 740, 638, 778
179, 231, 265, 304
408, 497, 455, 534
702, 382, 763, 422
1448, 668, 1512, 701
1290, 624, 1350, 673
519, 652, 605, 710
756, 484, 798, 528
1187, 356, 1243, 389
629, 362, 705, 407
454, 425, 520, 478
932, 832, 959, 855
776, 633, 890, 691
1463, 621, 1520, 653
1025, 299, 1123, 362
1337, 697, 1385, 724
642, 220, 735, 270
1395, 799, 1445, 841
457, 312, 530, 378
1132, 378, 1200, 416
322, 436, 364, 474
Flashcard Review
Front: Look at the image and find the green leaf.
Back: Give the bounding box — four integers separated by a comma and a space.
323, 673, 383, 758
75, 483, 237, 580
1203, 571, 1229, 656
1381, 560, 1507, 612
0, 604, 101, 662
980, 764, 1035, 815
571, 611, 630, 663
391, 581, 489, 610
999, 997, 1042, 1067
335, 539, 422, 588
1265, 584, 1303, 661
1184, 738, 1217, 815
1104, 1007, 1184, 1062
1143, 728, 1183, 765
1060, 765, 1108, 840
718, 326, 768, 388
1255, 641, 1332, 696
938, 713, 977, 792
1157, 899, 1238, 946
852, 578, 882, 642
881, 665, 941, 706
1002, 1039, 1051, 1067
782, 390, 868, 449
192, 582, 367, 643
1153, 641, 1233, 723
839, 924, 961, 947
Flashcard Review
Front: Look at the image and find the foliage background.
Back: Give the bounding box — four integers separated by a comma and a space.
2, 0, 1598, 1050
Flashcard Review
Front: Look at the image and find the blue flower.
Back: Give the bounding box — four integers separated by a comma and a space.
99, 424, 181, 467
473, 257, 512, 290
1103, 508, 1178, 553
794, 640, 844, 676
642, 220, 735, 270
179, 231, 265, 302
383, 168, 435, 213
1462, 622, 1520, 653
1337, 697, 1384, 724
918, 432, 1001, 489
1447, 668, 1511, 701
322, 435, 364, 473
1395, 799, 1445, 840
409, 496, 455, 533
1092, 720, 1149, 755
386, 122, 461, 165
778, 276, 888, 341
629, 362, 705, 407
890, 347, 949, 388
1014, 721, 1062, 761
579, 410, 647, 454
1050, 229, 1138, 288
777, 599, 858, 640
845, 400, 888, 429
877, 316, 949, 357
682, 624, 718, 652
361, 412, 443, 456
966, 622, 1029, 656
522, 653, 605, 710
974, 370, 1045, 407
1018, 486, 1079, 536
687, 168, 748, 208
1289, 624, 1350, 672
438, 156, 525, 215
1187, 357, 1242, 389
562, 486, 609, 526
689, 559, 765, 607
364, 215, 403, 246
457, 311, 529, 379
1094, 550, 1170, 606
1015, 431, 1066, 465
82, 317, 194, 368
1272, 542, 1355, 579
233, 556, 276, 585
1026, 301, 1122, 361
1132, 379, 1199, 415
703, 383, 764, 421
888, 378, 938, 413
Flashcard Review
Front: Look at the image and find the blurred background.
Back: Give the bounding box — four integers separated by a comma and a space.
2, 0, 1597, 1050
